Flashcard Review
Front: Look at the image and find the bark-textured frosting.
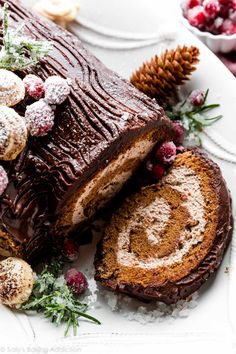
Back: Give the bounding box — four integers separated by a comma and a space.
0, 1, 173, 259
95, 148, 233, 304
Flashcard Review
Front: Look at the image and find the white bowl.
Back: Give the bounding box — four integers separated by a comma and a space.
181, 14, 236, 53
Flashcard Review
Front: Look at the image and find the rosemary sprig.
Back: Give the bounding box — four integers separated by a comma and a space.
21, 258, 100, 336
0, 4, 52, 71
166, 89, 222, 146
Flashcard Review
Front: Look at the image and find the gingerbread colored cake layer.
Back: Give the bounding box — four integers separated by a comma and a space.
0, 1, 173, 260
95, 149, 233, 304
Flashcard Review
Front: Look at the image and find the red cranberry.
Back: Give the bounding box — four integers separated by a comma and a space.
152, 164, 166, 179
44, 76, 71, 105
188, 89, 205, 106
203, 0, 220, 17
220, 18, 236, 33
219, 1, 231, 18
214, 16, 224, 29
25, 100, 55, 137
187, 6, 207, 28
172, 121, 185, 145
218, 0, 232, 4
63, 238, 79, 261
187, 0, 202, 9
155, 141, 177, 164
65, 268, 88, 295
229, 8, 236, 22
23, 75, 45, 100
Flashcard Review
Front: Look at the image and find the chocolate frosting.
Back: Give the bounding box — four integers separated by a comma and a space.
94, 148, 233, 304
0, 1, 173, 259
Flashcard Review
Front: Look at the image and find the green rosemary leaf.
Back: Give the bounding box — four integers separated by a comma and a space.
72, 310, 102, 325
205, 115, 223, 121
202, 88, 209, 105
0, 4, 52, 71
21, 258, 100, 336
166, 89, 222, 146
65, 317, 72, 337
194, 104, 220, 115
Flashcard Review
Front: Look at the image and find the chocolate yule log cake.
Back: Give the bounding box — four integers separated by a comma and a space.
95, 149, 233, 304
0, 1, 174, 260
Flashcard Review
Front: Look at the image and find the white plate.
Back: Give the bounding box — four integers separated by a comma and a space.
3, 0, 236, 353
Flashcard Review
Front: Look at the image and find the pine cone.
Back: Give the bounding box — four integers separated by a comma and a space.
130, 46, 200, 104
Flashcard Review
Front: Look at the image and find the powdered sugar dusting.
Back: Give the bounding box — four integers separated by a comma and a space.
0, 69, 25, 107
0, 106, 27, 160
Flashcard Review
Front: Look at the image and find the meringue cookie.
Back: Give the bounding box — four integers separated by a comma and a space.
0, 69, 25, 107
0, 257, 34, 307
34, 0, 79, 28
0, 107, 28, 161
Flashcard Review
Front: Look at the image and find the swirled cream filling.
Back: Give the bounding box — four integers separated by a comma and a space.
117, 166, 207, 268
71, 137, 157, 225
57, 133, 160, 231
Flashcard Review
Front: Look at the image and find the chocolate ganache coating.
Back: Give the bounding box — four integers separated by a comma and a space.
0, 1, 174, 260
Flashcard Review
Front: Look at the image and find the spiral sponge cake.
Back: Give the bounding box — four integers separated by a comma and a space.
0, 1, 173, 260
95, 149, 233, 304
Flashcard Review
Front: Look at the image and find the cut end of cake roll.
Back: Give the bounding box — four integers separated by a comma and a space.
94, 148, 233, 304
55, 129, 170, 235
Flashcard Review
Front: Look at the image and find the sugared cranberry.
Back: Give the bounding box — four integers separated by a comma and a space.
187, 6, 207, 27
220, 18, 236, 33
23, 75, 45, 100
152, 164, 165, 179
0, 166, 8, 196
203, 0, 220, 17
44, 76, 71, 105
155, 141, 177, 164
214, 16, 224, 29
229, 8, 236, 22
172, 121, 185, 145
65, 268, 88, 295
63, 238, 79, 261
188, 89, 205, 106
25, 99, 55, 137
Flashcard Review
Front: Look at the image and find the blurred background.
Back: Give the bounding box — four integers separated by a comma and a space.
21, 0, 236, 76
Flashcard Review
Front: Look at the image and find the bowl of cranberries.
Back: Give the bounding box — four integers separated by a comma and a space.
181, 0, 236, 53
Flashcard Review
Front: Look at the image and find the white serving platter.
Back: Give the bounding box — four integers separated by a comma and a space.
2, 0, 236, 353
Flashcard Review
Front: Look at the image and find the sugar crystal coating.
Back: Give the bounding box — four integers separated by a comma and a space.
23, 74, 45, 100
65, 268, 88, 295
188, 89, 205, 106
44, 76, 71, 105
183, 0, 236, 35
25, 99, 55, 137
155, 141, 177, 164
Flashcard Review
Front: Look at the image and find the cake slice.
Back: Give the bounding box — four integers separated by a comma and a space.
0, 1, 173, 260
95, 149, 233, 304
